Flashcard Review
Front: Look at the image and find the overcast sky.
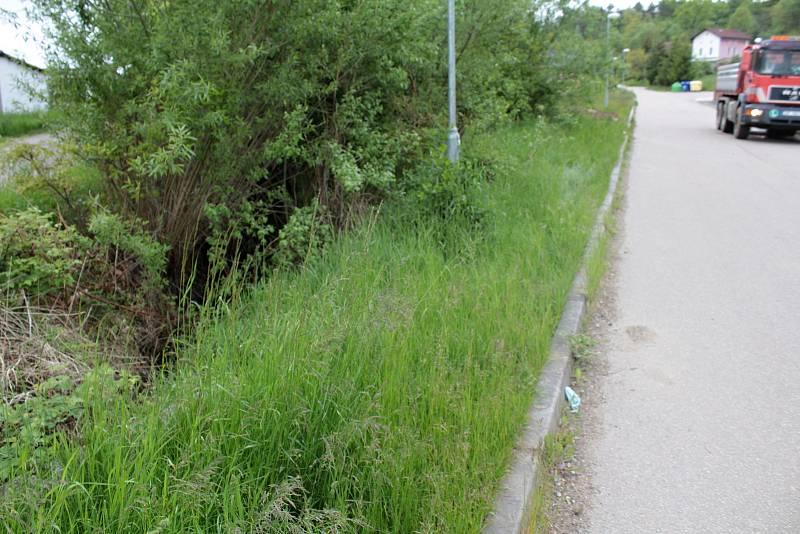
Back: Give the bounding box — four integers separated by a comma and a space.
0, 0, 46, 68
2, 0, 657, 70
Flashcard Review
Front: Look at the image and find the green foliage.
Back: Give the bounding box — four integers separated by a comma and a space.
1, 142, 103, 223
29, 0, 604, 288
0, 207, 86, 298
771, 0, 800, 34
0, 204, 168, 304
401, 155, 489, 231
88, 209, 170, 293
728, 1, 759, 35
674, 0, 725, 39
0, 94, 634, 534
0, 367, 138, 480
0, 112, 49, 138
0, 375, 81, 478
626, 48, 650, 81
639, 40, 694, 86
656, 42, 694, 85
274, 201, 333, 268
615, 0, 800, 88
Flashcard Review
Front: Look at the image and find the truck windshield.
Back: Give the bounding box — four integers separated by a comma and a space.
754, 49, 800, 75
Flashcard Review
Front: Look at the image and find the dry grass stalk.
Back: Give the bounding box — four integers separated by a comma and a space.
0, 303, 91, 405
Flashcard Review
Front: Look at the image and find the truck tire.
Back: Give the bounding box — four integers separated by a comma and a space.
733, 106, 750, 139
718, 101, 734, 133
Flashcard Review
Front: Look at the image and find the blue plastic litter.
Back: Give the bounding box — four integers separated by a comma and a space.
564, 386, 581, 412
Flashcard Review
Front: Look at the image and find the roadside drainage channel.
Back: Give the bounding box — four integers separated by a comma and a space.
481, 100, 636, 534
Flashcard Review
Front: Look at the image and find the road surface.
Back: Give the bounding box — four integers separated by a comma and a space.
583, 89, 800, 533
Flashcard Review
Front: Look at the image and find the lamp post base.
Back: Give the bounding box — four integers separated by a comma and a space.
447, 127, 460, 164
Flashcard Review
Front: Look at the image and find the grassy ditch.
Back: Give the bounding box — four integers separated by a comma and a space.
2, 92, 633, 533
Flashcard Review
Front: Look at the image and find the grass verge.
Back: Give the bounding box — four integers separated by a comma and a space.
2, 92, 633, 533
0, 111, 51, 139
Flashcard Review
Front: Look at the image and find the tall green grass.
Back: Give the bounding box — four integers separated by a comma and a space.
2, 93, 633, 533
0, 162, 103, 215
0, 111, 50, 138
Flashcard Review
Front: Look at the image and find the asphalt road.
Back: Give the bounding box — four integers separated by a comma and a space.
584, 89, 800, 533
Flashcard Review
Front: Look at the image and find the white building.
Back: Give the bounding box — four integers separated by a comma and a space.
692, 29, 752, 62
0, 50, 47, 112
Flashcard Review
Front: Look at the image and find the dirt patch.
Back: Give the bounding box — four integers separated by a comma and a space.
539, 158, 629, 533
584, 109, 619, 121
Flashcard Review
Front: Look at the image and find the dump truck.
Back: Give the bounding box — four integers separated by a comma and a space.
715, 36, 800, 140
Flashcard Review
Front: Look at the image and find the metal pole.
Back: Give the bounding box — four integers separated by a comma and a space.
622, 48, 629, 86
447, 0, 460, 163
604, 14, 610, 109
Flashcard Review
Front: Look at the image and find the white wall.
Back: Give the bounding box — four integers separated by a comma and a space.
692, 31, 721, 61
0, 56, 47, 112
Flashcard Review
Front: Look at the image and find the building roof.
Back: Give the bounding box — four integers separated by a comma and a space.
693, 28, 752, 41
0, 50, 45, 73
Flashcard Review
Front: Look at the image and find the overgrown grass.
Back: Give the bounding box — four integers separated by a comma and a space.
2, 92, 633, 533
0, 161, 103, 215
0, 111, 50, 138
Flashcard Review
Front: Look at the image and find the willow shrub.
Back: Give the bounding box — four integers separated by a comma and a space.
29, 0, 588, 290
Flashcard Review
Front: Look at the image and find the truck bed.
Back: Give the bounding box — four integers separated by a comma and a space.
716, 62, 739, 96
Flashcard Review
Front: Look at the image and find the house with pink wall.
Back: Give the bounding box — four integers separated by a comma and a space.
691, 29, 751, 62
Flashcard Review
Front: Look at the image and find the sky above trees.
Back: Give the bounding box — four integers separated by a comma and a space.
0, 0, 45, 67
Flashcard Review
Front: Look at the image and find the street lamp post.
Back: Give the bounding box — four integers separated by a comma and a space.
604, 11, 620, 109
622, 47, 630, 86
447, 0, 460, 163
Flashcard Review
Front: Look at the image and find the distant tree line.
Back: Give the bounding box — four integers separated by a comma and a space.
612, 0, 800, 84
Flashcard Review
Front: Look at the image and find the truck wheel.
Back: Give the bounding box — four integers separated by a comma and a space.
733, 106, 750, 139
719, 101, 734, 133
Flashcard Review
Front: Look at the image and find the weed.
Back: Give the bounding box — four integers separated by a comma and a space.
1, 94, 634, 533
569, 334, 597, 363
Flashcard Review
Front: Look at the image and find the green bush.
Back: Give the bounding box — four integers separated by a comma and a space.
29, 0, 599, 286
0, 142, 103, 223
274, 200, 333, 268
0, 207, 86, 299
0, 94, 635, 533
401, 155, 489, 231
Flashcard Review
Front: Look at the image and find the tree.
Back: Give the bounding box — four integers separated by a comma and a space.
673, 0, 721, 39
728, 1, 758, 35
646, 42, 667, 83
771, 0, 800, 34
626, 47, 650, 81
653, 42, 693, 85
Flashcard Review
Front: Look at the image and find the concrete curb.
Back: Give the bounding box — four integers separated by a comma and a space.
481, 101, 636, 534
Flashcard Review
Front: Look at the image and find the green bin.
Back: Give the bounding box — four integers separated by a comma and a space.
671, 82, 682, 92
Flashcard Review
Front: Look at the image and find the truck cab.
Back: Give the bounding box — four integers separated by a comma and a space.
715, 36, 800, 140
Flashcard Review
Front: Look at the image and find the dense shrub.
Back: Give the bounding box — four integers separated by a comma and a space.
401, 155, 489, 229
0, 205, 171, 354
30, 0, 594, 292
0, 207, 85, 299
